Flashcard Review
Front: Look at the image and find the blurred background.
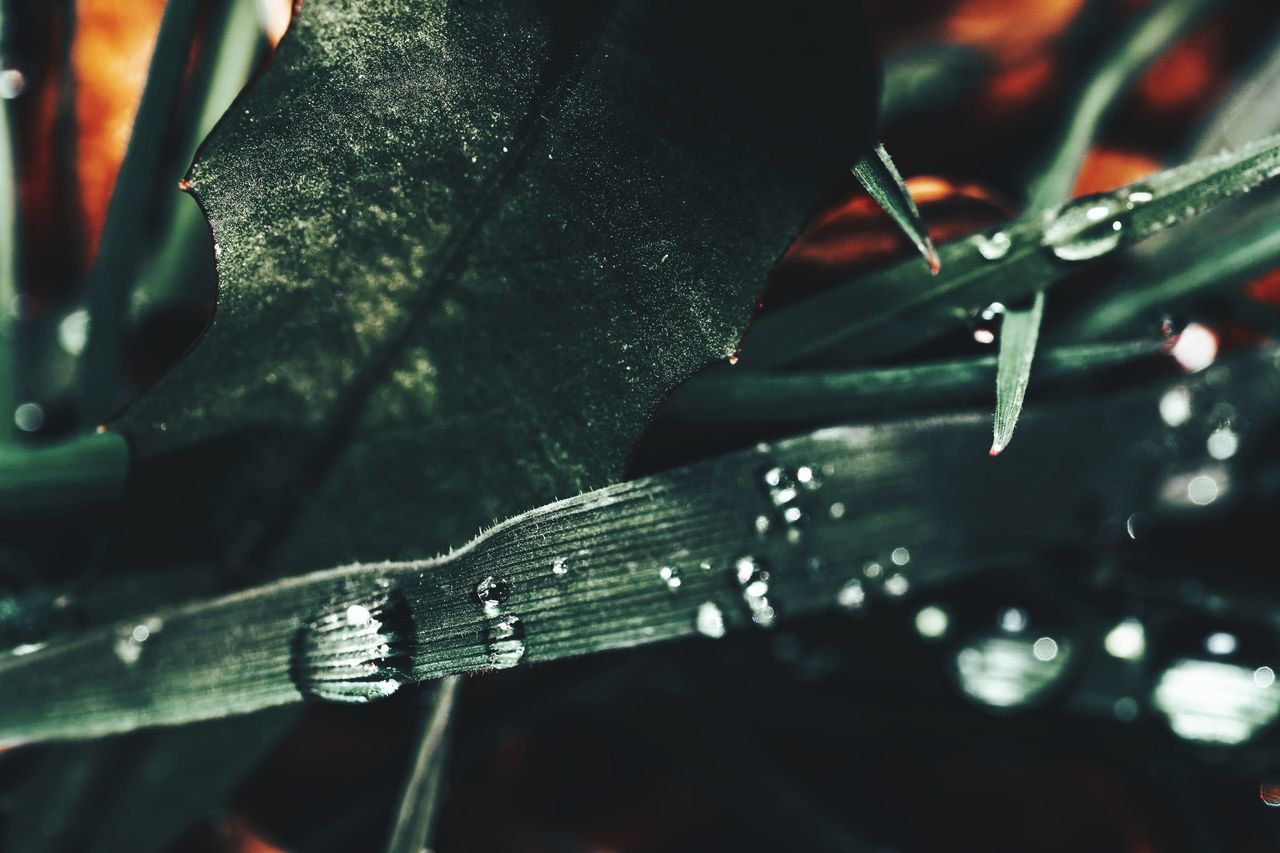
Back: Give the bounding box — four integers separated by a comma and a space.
4, 0, 1280, 851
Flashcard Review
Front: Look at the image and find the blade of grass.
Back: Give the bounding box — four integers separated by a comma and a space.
0, 431, 128, 514
384, 676, 460, 853
851, 143, 940, 274
662, 339, 1157, 425
737, 131, 1280, 372
0, 2, 20, 443
991, 291, 1044, 455
79, 0, 201, 424
11, 350, 1280, 743
995, 0, 1220, 453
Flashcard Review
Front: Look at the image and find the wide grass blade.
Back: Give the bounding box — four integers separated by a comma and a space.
7, 350, 1280, 743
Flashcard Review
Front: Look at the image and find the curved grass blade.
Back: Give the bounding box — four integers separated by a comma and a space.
851, 143, 940, 274
738, 131, 1280, 372
384, 676, 460, 853
994, 0, 1220, 453
662, 339, 1158, 425
10, 351, 1280, 743
79, 0, 201, 423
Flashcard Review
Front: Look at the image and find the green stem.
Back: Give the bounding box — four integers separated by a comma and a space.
0, 2, 20, 443
80, 0, 201, 424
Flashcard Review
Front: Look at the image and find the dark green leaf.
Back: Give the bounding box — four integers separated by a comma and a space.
115, 0, 878, 576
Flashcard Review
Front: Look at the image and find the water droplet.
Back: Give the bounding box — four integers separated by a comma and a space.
1126, 189, 1153, 206
782, 506, 804, 525
0, 68, 25, 99
884, 573, 910, 597
1205, 631, 1237, 656
659, 565, 682, 590
915, 605, 948, 638
484, 614, 526, 669
112, 617, 163, 666
551, 557, 569, 575
1262, 777, 1280, 807
863, 561, 883, 579
973, 328, 996, 344
474, 575, 511, 614
1207, 427, 1239, 460
1159, 386, 1193, 427
292, 590, 413, 702
1042, 192, 1126, 262
754, 514, 772, 536
973, 230, 1011, 260
734, 556, 776, 627
1172, 323, 1218, 372
1113, 697, 1140, 722
1032, 636, 1059, 661
1125, 513, 1142, 540
890, 547, 910, 566
795, 465, 821, 490
828, 502, 846, 520
836, 579, 866, 610
1256, 666, 1276, 688
999, 607, 1029, 633
1104, 618, 1146, 660
762, 467, 798, 505
695, 601, 726, 638
1187, 474, 1220, 506
57, 309, 90, 355
13, 402, 43, 432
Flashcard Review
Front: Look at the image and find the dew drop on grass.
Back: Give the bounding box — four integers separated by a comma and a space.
695, 601, 726, 638
485, 614, 527, 669
474, 575, 511, 614
292, 590, 413, 702
734, 556, 776, 627
659, 565, 682, 590
973, 230, 1011, 260
836, 579, 866, 610
551, 557, 569, 575
1043, 192, 1127, 262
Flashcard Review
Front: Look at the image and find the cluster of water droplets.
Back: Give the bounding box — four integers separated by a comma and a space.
291, 581, 413, 703
113, 616, 164, 667
474, 575, 526, 670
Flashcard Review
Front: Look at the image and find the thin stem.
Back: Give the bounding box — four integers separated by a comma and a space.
0, 2, 20, 443
384, 676, 460, 853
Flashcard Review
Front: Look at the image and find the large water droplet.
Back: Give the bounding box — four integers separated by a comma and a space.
474, 575, 511, 614
1043, 192, 1127, 262
551, 557, 570, 576
292, 590, 413, 702
659, 565, 682, 590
